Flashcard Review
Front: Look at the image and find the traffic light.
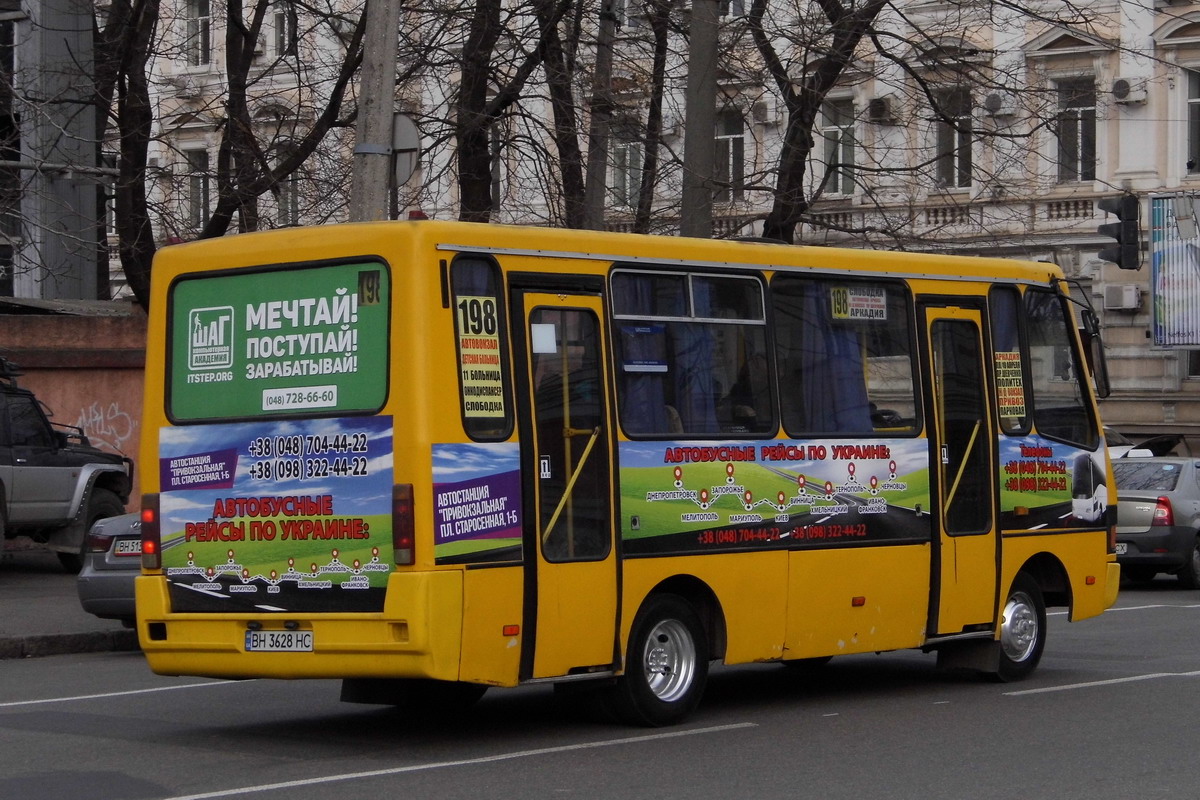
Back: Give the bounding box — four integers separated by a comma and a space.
1097, 194, 1140, 270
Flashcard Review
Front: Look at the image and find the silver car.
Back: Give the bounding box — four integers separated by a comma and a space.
76, 512, 141, 626
1113, 457, 1200, 587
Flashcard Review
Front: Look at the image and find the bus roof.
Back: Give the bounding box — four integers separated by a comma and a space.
152, 220, 1064, 287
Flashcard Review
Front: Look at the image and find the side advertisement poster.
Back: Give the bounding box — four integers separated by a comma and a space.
158, 416, 395, 613
432, 442, 523, 564
998, 436, 1107, 529
619, 438, 931, 554
169, 260, 390, 420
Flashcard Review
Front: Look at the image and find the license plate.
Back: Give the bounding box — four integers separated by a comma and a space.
1115, 542, 1128, 555
245, 630, 314, 652
113, 538, 142, 556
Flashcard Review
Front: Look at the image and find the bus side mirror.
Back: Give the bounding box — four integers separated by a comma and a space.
1079, 310, 1111, 399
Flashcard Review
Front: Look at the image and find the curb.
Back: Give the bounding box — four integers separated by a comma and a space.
0, 629, 140, 660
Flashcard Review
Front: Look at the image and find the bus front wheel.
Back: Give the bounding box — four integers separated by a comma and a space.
994, 573, 1046, 682
606, 594, 708, 727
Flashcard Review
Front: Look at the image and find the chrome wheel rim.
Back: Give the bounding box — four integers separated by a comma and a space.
1001, 590, 1039, 663
641, 618, 696, 703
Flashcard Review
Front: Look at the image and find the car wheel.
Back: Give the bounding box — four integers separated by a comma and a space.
604, 594, 708, 727
993, 572, 1046, 682
58, 487, 125, 573
1176, 536, 1200, 589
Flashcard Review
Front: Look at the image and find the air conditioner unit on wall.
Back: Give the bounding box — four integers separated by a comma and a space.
1104, 284, 1142, 311
1111, 77, 1148, 105
866, 96, 896, 124
982, 91, 1017, 117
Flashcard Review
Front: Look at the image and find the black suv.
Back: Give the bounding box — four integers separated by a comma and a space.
0, 357, 133, 571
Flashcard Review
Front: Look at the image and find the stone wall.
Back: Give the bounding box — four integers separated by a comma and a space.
1, 304, 147, 508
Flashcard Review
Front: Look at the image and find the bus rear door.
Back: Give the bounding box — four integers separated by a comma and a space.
514, 288, 618, 680
923, 304, 999, 635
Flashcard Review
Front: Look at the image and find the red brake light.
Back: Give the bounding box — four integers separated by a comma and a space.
1152, 496, 1174, 527
393, 484, 415, 566
84, 530, 110, 553
141, 494, 162, 569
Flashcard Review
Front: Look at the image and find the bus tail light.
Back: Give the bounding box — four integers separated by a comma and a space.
1152, 496, 1174, 527
141, 493, 162, 570
393, 484, 415, 565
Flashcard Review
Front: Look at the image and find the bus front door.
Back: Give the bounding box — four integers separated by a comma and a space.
923, 305, 999, 635
517, 292, 618, 680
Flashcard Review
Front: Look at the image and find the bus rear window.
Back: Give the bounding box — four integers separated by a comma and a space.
167, 260, 391, 422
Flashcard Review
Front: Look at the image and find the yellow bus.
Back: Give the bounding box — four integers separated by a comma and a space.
136, 220, 1119, 726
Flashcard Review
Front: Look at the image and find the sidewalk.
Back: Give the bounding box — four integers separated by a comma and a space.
0, 547, 139, 659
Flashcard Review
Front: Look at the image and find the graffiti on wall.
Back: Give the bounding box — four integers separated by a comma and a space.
74, 402, 139, 454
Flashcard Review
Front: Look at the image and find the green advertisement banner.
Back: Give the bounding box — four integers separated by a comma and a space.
169, 261, 390, 420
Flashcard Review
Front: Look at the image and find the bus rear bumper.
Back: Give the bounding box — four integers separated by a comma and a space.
134, 571, 465, 681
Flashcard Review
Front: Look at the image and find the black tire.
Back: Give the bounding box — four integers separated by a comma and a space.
57, 487, 124, 573
1175, 537, 1200, 589
994, 572, 1046, 682
604, 594, 708, 727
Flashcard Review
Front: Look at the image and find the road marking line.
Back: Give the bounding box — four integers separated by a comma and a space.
160, 723, 758, 800
1110, 603, 1200, 612
1005, 670, 1200, 696
0, 680, 239, 708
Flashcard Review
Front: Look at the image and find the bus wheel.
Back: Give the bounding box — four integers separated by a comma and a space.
994, 573, 1046, 682
1175, 536, 1200, 589
606, 594, 708, 727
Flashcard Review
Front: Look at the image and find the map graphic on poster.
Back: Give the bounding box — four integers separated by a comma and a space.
158, 416, 395, 613
619, 438, 931, 554
432, 442, 523, 564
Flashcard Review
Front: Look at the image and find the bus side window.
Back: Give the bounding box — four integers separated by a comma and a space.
1024, 288, 1098, 450
989, 286, 1031, 435
612, 270, 771, 437
771, 276, 917, 436
451, 256, 514, 441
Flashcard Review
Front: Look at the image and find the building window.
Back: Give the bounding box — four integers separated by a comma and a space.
186, 0, 212, 67
935, 86, 972, 189
274, 0, 298, 57
612, 139, 643, 209
102, 152, 118, 237
719, 0, 745, 17
612, 0, 643, 28
272, 147, 300, 227
1187, 350, 1200, 377
714, 109, 745, 204
1056, 78, 1096, 183
185, 148, 210, 229
489, 122, 510, 213
821, 98, 855, 195
1188, 70, 1200, 174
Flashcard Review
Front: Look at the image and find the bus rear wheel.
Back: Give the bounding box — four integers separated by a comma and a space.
994, 572, 1046, 682
605, 594, 708, 727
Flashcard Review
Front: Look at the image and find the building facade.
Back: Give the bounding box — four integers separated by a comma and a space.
135, 0, 1200, 447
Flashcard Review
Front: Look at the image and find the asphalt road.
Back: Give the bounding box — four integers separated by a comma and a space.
2, 579, 1198, 800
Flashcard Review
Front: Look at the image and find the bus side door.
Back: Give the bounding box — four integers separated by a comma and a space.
922, 304, 999, 634
513, 289, 618, 680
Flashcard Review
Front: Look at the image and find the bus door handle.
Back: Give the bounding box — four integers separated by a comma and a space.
542, 426, 602, 545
